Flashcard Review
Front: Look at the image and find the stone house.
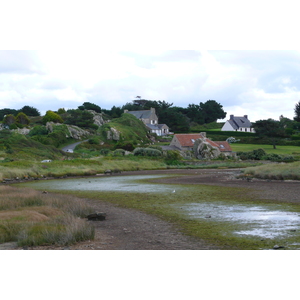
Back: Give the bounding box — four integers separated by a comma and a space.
124, 107, 169, 136
221, 115, 255, 132
169, 132, 233, 157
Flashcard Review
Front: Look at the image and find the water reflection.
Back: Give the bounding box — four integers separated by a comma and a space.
25, 175, 179, 194
180, 203, 300, 239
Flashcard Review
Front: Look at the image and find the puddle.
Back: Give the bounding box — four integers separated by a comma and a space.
23, 175, 181, 194
178, 202, 300, 239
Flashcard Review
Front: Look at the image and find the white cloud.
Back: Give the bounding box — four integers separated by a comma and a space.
0, 50, 300, 121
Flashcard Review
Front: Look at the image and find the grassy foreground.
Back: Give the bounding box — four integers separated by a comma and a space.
0, 185, 95, 247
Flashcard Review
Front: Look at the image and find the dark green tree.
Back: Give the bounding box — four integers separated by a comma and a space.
294, 101, 300, 122
0, 108, 18, 120
199, 100, 227, 123
252, 119, 287, 149
65, 109, 97, 129
78, 102, 101, 113
20, 105, 40, 116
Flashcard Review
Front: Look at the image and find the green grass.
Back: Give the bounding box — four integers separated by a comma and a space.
231, 143, 300, 156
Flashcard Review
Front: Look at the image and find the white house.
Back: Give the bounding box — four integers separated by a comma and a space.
221, 115, 255, 132
124, 107, 169, 136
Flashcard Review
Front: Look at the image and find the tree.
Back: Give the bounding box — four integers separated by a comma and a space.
65, 109, 96, 129
20, 105, 40, 116
252, 119, 287, 149
199, 100, 227, 123
185, 104, 205, 124
3, 114, 16, 126
78, 102, 101, 113
294, 101, 300, 122
42, 110, 64, 124
0, 108, 18, 121
16, 112, 30, 125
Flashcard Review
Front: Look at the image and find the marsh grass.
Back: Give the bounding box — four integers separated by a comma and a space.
49, 179, 300, 250
0, 185, 95, 247
243, 161, 300, 180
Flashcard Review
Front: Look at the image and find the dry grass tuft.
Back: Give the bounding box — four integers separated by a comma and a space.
0, 185, 95, 246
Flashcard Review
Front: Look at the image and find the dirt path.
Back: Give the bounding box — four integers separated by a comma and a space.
4, 168, 300, 250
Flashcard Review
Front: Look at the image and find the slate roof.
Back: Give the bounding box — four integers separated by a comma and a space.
146, 124, 169, 130
228, 116, 252, 130
127, 110, 152, 119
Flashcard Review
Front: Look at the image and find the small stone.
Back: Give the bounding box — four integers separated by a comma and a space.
273, 245, 284, 249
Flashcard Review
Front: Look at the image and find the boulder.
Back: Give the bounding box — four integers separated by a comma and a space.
106, 127, 120, 141
87, 110, 107, 127
193, 138, 221, 159
86, 212, 107, 221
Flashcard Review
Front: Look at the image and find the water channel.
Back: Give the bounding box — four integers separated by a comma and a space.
23, 174, 300, 249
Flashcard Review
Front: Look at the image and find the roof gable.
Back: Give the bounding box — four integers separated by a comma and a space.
127, 110, 152, 119
230, 116, 252, 128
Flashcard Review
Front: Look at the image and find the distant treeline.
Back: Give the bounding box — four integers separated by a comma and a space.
1, 99, 227, 133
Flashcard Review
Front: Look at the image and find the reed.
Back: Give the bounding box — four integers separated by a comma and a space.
0, 185, 95, 247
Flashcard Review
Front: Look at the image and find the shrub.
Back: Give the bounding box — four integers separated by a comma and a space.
133, 147, 162, 157
100, 148, 110, 156
29, 125, 48, 137
16, 112, 30, 126
113, 149, 126, 156
42, 110, 64, 124
164, 150, 182, 165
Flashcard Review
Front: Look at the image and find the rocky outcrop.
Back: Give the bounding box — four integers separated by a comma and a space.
193, 138, 221, 159
87, 110, 107, 127
12, 128, 31, 135
106, 127, 120, 141
46, 122, 90, 140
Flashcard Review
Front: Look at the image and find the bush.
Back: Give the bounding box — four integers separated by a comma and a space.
29, 125, 48, 137
100, 149, 110, 156
133, 147, 162, 157
164, 150, 182, 165
42, 110, 64, 124
113, 149, 126, 156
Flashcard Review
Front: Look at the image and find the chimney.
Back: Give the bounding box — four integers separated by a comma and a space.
244, 115, 248, 119
230, 115, 234, 120
150, 107, 155, 113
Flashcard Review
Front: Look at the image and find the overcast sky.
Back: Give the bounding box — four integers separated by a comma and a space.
1, 1, 299, 123
1, 50, 299, 122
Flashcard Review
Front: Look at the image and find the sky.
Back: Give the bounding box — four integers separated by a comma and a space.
1, 49, 300, 122
1, 1, 300, 123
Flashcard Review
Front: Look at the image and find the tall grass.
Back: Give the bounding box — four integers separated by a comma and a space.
0, 185, 95, 246
243, 161, 300, 180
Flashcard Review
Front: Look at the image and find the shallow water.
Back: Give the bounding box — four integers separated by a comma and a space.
179, 202, 300, 239
23, 174, 300, 247
25, 175, 180, 194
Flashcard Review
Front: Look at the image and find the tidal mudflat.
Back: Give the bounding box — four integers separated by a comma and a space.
19, 171, 300, 249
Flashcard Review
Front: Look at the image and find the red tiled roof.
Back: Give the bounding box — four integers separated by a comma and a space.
213, 141, 232, 152
174, 134, 205, 147
174, 134, 232, 152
